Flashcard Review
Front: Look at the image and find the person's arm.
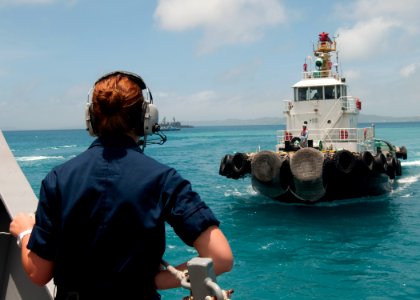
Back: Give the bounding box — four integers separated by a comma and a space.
193, 225, 233, 275
154, 261, 188, 290
9, 213, 54, 286
155, 225, 233, 290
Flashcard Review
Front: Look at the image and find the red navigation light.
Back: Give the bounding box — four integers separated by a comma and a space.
319, 32, 331, 42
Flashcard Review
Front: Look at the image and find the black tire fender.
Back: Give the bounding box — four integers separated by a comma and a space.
360, 151, 374, 172
334, 150, 355, 174
395, 159, 402, 176
219, 154, 234, 176
232, 152, 250, 175
401, 146, 407, 160
374, 153, 388, 173
386, 157, 396, 179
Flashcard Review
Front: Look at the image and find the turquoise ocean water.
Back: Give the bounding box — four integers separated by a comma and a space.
4, 122, 420, 299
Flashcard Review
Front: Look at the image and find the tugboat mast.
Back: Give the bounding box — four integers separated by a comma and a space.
313, 32, 337, 78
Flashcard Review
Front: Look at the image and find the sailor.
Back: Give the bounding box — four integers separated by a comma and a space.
9, 71, 233, 299
300, 124, 309, 147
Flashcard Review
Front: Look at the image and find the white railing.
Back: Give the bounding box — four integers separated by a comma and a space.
340, 96, 358, 112
303, 70, 333, 78
276, 127, 375, 152
303, 71, 342, 79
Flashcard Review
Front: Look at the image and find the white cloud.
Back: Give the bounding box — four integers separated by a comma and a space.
335, 0, 420, 61
400, 63, 419, 78
350, 0, 420, 24
337, 18, 398, 60
154, 0, 287, 53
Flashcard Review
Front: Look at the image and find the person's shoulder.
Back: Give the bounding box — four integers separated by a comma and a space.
50, 147, 96, 173
137, 152, 173, 171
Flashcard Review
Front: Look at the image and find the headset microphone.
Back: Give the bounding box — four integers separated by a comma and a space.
137, 100, 167, 152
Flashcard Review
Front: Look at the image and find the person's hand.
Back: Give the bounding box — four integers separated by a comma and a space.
9, 212, 35, 237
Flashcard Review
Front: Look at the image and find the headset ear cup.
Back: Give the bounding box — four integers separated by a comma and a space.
85, 103, 96, 136
135, 102, 147, 137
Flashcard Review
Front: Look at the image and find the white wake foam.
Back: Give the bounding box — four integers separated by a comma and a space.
16, 156, 65, 162
397, 175, 420, 184
401, 160, 420, 167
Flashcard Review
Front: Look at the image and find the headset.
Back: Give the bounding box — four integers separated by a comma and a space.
85, 71, 166, 151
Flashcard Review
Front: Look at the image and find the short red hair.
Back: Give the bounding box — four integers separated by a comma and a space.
91, 74, 144, 136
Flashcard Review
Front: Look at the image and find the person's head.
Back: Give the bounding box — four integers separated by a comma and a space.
302, 124, 307, 129
87, 71, 147, 137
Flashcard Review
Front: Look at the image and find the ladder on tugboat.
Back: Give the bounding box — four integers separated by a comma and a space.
318, 96, 357, 142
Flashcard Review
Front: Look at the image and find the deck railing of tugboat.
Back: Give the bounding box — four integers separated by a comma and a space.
303, 71, 340, 79
277, 127, 375, 152
339, 96, 358, 112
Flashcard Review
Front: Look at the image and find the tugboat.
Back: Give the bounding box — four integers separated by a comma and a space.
219, 32, 408, 204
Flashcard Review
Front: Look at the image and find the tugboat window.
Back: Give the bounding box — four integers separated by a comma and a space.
310, 86, 323, 100
325, 85, 335, 99
296, 87, 308, 101
336, 85, 341, 99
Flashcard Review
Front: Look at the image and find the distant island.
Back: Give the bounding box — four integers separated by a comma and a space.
3, 114, 418, 131
184, 114, 420, 126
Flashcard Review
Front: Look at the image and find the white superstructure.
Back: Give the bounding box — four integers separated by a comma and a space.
277, 32, 375, 153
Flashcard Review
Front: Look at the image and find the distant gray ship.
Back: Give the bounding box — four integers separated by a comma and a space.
159, 117, 193, 131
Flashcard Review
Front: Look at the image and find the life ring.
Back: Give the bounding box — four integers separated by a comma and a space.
339, 130, 349, 140
284, 131, 293, 141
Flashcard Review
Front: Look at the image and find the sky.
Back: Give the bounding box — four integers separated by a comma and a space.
0, 0, 419, 130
